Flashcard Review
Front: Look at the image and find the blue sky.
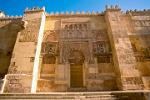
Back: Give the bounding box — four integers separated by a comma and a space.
0, 0, 150, 16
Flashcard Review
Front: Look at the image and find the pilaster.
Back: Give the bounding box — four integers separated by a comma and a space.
1, 7, 46, 93
105, 5, 144, 90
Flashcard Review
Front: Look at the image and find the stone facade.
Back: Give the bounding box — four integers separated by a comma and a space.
0, 6, 150, 93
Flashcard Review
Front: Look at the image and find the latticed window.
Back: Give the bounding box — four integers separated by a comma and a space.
93, 41, 108, 56
97, 43, 105, 53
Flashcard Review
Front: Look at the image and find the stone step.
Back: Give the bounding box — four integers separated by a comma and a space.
0, 92, 118, 100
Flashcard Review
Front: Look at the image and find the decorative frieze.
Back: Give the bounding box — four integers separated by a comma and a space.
122, 77, 144, 90
133, 20, 150, 27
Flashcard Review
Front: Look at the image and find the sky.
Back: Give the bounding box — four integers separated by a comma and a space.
0, 0, 150, 16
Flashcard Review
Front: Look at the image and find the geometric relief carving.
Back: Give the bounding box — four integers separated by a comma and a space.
132, 20, 150, 33
19, 30, 37, 42
97, 56, 111, 63
8, 62, 18, 74
8, 62, 30, 74
19, 19, 41, 42
60, 41, 90, 64
122, 77, 144, 89
118, 53, 135, 64
4, 75, 31, 93
61, 22, 89, 39
116, 39, 136, 64
93, 41, 106, 55
68, 49, 85, 64
93, 29, 108, 41
43, 30, 58, 42
135, 55, 144, 62
64, 23, 88, 31
133, 20, 150, 27
41, 42, 58, 56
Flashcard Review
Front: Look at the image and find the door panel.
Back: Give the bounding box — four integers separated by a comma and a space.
70, 64, 83, 87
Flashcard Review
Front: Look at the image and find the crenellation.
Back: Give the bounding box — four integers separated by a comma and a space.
75, 11, 80, 15
0, 15, 22, 20
105, 5, 121, 11
86, 11, 90, 15
81, 11, 85, 15
70, 11, 74, 15
127, 9, 150, 16
65, 11, 69, 15
91, 11, 95, 15
55, 12, 59, 16
60, 12, 64, 15
50, 12, 55, 16
46, 11, 105, 17
24, 6, 45, 13
0, 11, 5, 18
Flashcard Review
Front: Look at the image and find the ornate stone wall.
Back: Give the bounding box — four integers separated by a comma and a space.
1, 8, 45, 93
0, 18, 23, 79
36, 16, 117, 92
105, 6, 144, 90
0, 6, 150, 93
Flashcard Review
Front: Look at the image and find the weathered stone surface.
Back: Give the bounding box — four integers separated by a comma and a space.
3, 74, 32, 93
0, 6, 150, 96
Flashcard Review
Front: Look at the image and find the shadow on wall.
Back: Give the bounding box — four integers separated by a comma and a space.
0, 19, 25, 79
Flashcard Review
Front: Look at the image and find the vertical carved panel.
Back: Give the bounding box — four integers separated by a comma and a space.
106, 10, 143, 90
4, 75, 32, 93
19, 19, 41, 42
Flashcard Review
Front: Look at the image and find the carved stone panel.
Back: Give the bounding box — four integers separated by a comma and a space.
61, 22, 90, 39
92, 29, 109, 41
43, 30, 58, 42
60, 42, 90, 64
122, 77, 143, 90
41, 42, 58, 56
3, 75, 32, 93
19, 19, 41, 42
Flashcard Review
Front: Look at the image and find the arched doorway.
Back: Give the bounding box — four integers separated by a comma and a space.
68, 50, 85, 88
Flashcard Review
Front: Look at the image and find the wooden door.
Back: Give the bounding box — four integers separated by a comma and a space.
70, 64, 83, 87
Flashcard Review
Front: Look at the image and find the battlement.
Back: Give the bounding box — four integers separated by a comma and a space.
1, 5, 150, 19
46, 11, 104, 17
0, 11, 5, 18
126, 9, 150, 15
105, 5, 121, 11
24, 6, 45, 13
0, 15, 22, 20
